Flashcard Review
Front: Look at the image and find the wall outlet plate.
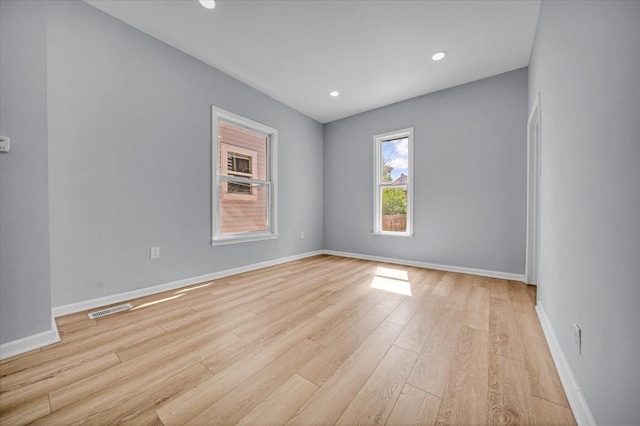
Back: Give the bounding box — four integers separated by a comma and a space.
0, 136, 10, 152
150, 246, 160, 259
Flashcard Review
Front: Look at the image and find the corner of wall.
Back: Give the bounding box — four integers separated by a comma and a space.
0, 314, 60, 361
536, 303, 596, 426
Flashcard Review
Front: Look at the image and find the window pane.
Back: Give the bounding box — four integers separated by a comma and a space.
228, 152, 252, 174
220, 182, 268, 234
381, 187, 407, 232
227, 180, 252, 195
381, 137, 409, 184
219, 121, 267, 180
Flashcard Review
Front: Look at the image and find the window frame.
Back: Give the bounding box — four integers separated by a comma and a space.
211, 106, 278, 246
373, 127, 414, 237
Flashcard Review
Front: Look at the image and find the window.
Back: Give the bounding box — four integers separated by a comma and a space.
212, 107, 277, 245
373, 128, 414, 236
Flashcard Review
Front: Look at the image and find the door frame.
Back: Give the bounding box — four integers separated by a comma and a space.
525, 93, 541, 286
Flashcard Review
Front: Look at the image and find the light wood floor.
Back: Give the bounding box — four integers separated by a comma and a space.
0, 255, 576, 426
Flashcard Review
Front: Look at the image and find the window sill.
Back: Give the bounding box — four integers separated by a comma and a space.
212, 233, 278, 246
372, 232, 414, 238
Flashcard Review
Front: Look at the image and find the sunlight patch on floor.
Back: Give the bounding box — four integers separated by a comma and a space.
130, 294, 184, 310
175, 282, 213, 294
370, 275, 412, 296
375, 266, 409, 281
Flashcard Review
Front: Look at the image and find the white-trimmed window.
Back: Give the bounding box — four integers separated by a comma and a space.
373, 128, 414, 236
212, 107, 278, 245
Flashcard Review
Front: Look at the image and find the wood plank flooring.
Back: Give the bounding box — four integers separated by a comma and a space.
0, 255, 575, 425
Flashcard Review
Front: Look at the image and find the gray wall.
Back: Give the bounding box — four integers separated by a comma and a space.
46, 1, 323, 306
324, 69, 528, 275
0, 1, 53, 344
529, 1, 640, 424
0, 0, 325, 319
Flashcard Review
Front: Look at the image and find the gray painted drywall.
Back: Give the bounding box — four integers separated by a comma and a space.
0, 1, 53, 344
529, 1, 640, 424
46, 1, 323, 306
324, 69, 528, 275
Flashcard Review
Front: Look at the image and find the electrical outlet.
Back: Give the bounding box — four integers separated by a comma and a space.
150, 246, 160, 259
300, 231, 305, 239
573, 323, 581, 355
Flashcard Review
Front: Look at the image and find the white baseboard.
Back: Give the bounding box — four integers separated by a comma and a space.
535, 303, 596, 426
52, 250, 324, 317
322, 250, 526, 282
2, 249, 519, 361
0, 316, 60, 360
2, 250, 322, 360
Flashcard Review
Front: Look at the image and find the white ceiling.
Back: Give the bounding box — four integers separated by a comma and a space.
85, 0, 541, 124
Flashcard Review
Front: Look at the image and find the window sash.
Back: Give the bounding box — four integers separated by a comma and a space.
215, 177, 272, 237
212, 107, 278, 245
379, 183, 408, 189
373, 128, 414, 237
219, 174, 271, 187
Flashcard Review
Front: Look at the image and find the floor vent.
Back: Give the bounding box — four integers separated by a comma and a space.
88, 303, 134, 319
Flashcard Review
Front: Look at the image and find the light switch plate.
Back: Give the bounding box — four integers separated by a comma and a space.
0, 136, 9, 152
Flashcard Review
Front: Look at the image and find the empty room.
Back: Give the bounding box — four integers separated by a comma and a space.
0, 0, 638, 425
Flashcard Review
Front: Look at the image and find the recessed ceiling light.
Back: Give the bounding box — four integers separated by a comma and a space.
199, 0, 216, 9
431, 51, 447, 61
330, 91, 339, 97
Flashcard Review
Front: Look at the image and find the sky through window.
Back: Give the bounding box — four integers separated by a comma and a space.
381, 137, 409, 181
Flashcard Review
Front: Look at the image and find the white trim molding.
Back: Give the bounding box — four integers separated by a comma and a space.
526, 93, 542, 285
3, 249, 523, 361
211, 106, 278, 246
323, 250, 526, 281
51, 250, 525, 318
0, 316, 60, 360
373, 127, 414, 238
536, 303, 596, 426
53, 250, 323, 318
4, 250, 322, 359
